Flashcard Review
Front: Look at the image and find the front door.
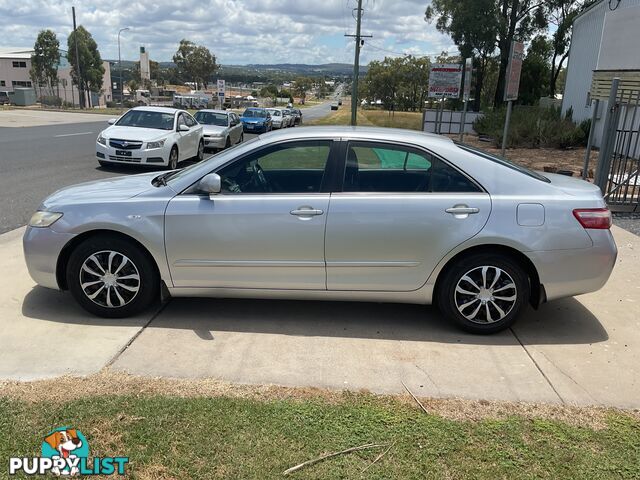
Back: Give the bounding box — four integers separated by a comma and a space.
325, 141, 491, 291
165, 139, 336, 289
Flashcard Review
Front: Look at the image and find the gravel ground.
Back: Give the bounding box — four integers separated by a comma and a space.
613, 213, 640, 237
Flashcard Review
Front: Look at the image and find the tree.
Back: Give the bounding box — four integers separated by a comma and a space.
173, 39, 217, 90
426, 0, 498, 111
67, 26, 105, 107
493, 0, 547, 106
30, 29, 60, 98
547, 0, 595, 97
293, 76, 313, 101
519, 35, 552, 104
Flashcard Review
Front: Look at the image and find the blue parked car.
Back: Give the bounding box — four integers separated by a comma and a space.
240, 108, 272, 133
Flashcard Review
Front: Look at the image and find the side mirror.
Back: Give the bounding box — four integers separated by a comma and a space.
199, 173, 221, 195
178, 124, 190, 132
107, 118, 116, 125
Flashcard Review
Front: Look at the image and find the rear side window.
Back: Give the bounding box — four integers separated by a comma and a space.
457, 143, 550, 183
343, 142, 481, 193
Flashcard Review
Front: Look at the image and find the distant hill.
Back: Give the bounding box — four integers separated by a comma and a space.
108, 61, 365, 77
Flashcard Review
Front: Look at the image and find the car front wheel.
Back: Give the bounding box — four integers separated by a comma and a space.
437, 253, 529, 334
167, 146, 178, 170
195, 139, 204, 161
66, 235, 159, 318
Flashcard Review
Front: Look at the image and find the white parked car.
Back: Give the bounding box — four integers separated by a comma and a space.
194, 109, 244, 151
96, 106, 204, 170
266, 108, 288, 129
282, 108, 295, 127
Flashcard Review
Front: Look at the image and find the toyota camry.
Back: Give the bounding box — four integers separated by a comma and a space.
24, 127, 616, 334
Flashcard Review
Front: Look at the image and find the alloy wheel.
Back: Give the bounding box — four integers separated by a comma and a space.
79, 250, 140, 308
454, 266, 517, 324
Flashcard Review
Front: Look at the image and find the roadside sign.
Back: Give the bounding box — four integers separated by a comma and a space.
217, 79, 225, 96
428, 64, 463, 98
463, 57, 472, 102
504, 41, 524, 101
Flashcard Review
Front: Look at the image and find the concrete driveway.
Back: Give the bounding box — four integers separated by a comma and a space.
1, 225, 638, 408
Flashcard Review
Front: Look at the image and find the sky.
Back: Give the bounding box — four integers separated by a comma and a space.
0, 0, 455, 65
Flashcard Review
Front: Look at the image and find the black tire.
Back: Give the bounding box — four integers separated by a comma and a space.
195, 139, 204, 161
238, 133, 244, 144
167, 146, 178, 170
225, 136, 231, 149
436, 253, 530, 334
98, 160, 109, 168
66, 235, 159, 318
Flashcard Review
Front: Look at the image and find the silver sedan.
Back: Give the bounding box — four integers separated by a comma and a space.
23, 127, 617, 334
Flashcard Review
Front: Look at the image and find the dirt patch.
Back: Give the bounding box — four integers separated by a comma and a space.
1, 371, 635, 430
455, 134, 596, 178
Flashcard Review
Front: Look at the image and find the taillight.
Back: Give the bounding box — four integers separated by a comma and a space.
572, 208, 612, 229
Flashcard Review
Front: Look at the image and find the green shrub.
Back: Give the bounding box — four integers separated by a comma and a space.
38, 95, 62, 107
473, 105, 589, 149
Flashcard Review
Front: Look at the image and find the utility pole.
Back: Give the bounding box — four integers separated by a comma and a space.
118, 27, 130, 106
345, 0, 371, 126
72, 6, 84, 108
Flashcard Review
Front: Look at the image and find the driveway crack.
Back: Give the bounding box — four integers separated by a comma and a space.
510, 327, 566, 404
103, 300, 170, 369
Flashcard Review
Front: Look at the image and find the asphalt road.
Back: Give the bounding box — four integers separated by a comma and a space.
0, 101, 334, 234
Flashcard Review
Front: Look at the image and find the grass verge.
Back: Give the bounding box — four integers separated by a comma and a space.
1, 373, 638, 479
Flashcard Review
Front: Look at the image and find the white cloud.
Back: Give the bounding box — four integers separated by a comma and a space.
0, 0, 455, 64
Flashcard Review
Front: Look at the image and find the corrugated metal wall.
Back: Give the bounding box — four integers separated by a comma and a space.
561, 0, 640, 147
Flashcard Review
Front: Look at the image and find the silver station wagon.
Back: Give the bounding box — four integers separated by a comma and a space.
24, 127, 617, 334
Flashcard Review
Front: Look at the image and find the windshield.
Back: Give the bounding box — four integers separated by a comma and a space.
194, 112, 228, 126
267, 109, 281, 116
116, 110, 174, 130
456, 143, 550, 183
243, 109, 266, 118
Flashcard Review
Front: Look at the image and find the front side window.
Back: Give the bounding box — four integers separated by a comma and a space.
343, 142, 480, 193
177, 114, 187, 129
184, 113, 197, 127
217, 140, 331, 194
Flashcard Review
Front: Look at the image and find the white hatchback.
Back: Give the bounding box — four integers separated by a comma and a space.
96, 106, 204, 169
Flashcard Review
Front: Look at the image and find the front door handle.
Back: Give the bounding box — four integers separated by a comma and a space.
290, 207, 324, 217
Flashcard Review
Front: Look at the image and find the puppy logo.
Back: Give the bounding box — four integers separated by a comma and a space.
41, 427, 89, 476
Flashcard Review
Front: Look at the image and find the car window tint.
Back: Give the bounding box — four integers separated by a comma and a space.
177, 114, 187, 128
218, 141, 331, 194
344, 142, 479, 193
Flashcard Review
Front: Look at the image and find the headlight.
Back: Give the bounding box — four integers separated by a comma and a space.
146, 139, 166, 149
97, 134, 107, 146
28, 211, 63, 228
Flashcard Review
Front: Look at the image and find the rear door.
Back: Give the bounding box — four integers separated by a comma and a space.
325, 140, 491, 291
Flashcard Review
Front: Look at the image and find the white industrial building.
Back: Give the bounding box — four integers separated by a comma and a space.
561, 0, 640, 146
0, 47, 112, 107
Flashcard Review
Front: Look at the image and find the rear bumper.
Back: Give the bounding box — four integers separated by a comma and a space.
23, 226, 76, 290
526, 229, 617, 301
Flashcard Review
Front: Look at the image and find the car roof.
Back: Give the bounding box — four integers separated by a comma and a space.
130, 106, 181, 114
196, 109, 230, 115
257, 126, 452, 145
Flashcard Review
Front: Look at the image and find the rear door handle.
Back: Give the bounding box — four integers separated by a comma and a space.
290, 207, 324, 216
446, 206, 479, 215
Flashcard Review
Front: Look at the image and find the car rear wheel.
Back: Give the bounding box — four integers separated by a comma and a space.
238, 133, 244, 144
167, 146, 178, 170
437, 253, 529, 334
66, 235, 159, 318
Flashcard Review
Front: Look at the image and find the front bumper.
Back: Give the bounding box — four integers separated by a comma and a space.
243, 123, 268, 133
526, 229, 618, 301
23, 226, 77, 290
203, 136, 225, 149
96, 142, 169, 166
